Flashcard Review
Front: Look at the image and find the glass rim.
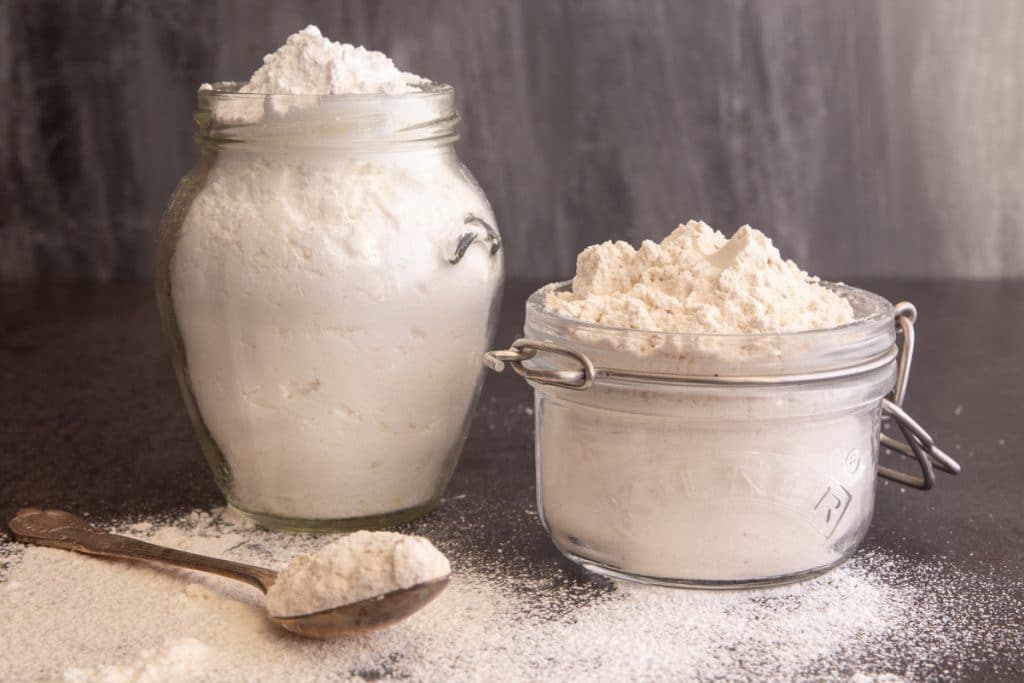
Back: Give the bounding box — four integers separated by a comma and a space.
194, 81, 460, 146
198, 80, 454, 101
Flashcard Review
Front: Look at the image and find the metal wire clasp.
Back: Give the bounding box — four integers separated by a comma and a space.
483, 339, 595, 390
876, 302, 962, 490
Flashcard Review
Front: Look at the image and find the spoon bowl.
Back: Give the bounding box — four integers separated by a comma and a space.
273, 577, 449, 638
8, 508, 449, 639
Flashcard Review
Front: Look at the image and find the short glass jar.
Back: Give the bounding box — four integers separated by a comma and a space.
487, 283, 958, 587
157, 84, 503, 531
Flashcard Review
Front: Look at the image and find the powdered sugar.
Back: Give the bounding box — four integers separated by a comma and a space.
1, 507, 1020, 681
546, 220, 854, 335
266, 530, 450, 618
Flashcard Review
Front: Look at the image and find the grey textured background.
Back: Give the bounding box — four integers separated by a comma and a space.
1, 0, 1022, 281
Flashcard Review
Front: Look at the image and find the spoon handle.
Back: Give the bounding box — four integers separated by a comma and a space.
7, 508, 277, 593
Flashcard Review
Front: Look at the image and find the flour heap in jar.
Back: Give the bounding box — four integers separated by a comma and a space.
236, 25, 427, 96
167, 26, 502, 525
546, 220, 853, 334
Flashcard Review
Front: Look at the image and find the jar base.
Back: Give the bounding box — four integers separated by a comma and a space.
226, 498, 441, 533
557, 547, 855, 589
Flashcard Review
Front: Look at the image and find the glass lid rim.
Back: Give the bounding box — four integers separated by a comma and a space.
198, 80, 454, 101
526, 280, 895, 342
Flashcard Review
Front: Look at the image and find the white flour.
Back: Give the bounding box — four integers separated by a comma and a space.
546, 220, 853, 334
200, 25, 429, 123
238, 25, 427, 96
63, 639, 212, 683
266, 530, 450, 618
535, 380, 885, 583
172, 28, 502, 522
0, 507, 1019, 681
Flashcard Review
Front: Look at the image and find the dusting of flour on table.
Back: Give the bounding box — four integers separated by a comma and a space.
546, 220, 854, 334
63, 638, 212, 683
266, 530, 450, 618
1, 507, 1020, 681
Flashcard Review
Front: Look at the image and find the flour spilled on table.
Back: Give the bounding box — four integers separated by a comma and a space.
0, 507, 1019, 682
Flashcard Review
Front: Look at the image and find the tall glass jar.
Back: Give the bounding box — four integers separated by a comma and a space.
157, 83, 503, 531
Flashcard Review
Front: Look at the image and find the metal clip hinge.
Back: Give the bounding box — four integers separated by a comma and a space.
878, 398, 962, 490
875, 302, 961, 490
483, 339, 594, 390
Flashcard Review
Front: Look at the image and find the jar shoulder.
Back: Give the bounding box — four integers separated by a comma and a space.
158, 151, 502, 284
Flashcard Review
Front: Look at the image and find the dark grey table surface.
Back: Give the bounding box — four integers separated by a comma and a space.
1, 278, 1022, 680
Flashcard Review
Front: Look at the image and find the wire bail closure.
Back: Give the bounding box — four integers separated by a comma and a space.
483, 300, 961, 491
483, 339, 596, 390
876, 303, 961, 489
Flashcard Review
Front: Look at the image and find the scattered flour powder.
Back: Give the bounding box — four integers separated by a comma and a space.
266, 531, 450, 618
546, 220, 853, 334
1, 506, 1020, 682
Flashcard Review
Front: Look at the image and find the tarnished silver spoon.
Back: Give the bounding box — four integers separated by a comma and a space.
7, 508, 449, 639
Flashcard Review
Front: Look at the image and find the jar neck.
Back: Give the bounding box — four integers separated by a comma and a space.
195, 82, 459, 153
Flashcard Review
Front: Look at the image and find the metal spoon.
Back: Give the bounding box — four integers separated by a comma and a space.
7, 508, 449, 639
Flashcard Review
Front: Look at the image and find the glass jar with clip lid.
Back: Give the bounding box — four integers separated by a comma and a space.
486, 283, 960, 587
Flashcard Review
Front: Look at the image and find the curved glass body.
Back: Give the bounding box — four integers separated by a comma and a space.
157, 84, 503, 531
526, 283, 897, 586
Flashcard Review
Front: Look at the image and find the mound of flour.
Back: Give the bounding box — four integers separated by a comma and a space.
546, 220, 854, 334
227, 25, 426, 96
266, 530, 450, 618
199, 25, 431, 123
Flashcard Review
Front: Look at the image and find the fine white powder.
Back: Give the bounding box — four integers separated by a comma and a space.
63, 639, 212, 683
199, 25, 430, 124
265, 530, 450, 618
173, 154, 498, 520
546, 220, 854, 334
174, 28, 501, 520
238, 25, 427, 96
536, 389, 882, 583
1, 507, 1020, 681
